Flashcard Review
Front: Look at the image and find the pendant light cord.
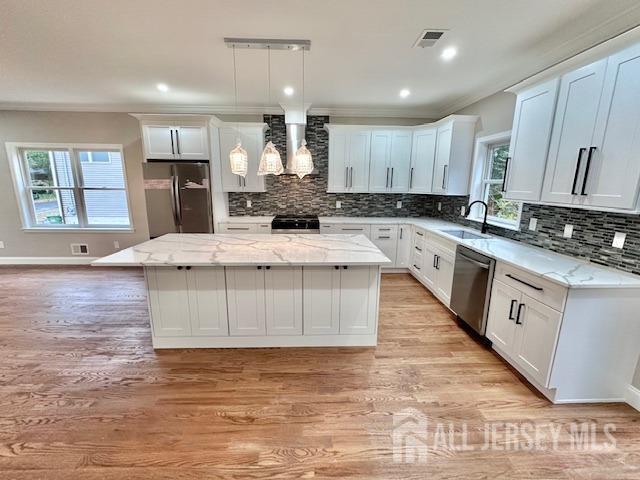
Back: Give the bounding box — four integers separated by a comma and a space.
232, 45, 240, 140
267, 46, 271, 106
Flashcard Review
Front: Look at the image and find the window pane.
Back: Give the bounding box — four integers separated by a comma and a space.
23, 150, 74, 187
84, 190, 130, 225
30, 189, 78, 225
488, 144, 510, 180
486, 184, 520, 223
78, 151, 125, 188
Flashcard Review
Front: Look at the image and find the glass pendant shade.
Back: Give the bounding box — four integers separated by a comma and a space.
229, 141, 248, 177
293, 139, 314, 178
257, 141, 284, 176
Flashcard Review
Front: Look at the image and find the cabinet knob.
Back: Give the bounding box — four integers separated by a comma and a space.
334, 265, 340, 270
177, 266, 183, 270
343, 266, 348, 269
185, 266, 192, 270
266, 266, 271, 270
257, 266, 262, 270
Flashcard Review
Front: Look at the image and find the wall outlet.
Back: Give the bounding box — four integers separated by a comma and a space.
563, 224, 574, 239
113, 240, 120, 250
612, 232, 626, 249
528, 218, 538, 231
460, 206, 466, 216
336, 200, 342, 209
437, 202, 442, 212
246, 200, 252, 208
0, 241, 4, 249
70, 243, 89, 255
396, 201, 402, 209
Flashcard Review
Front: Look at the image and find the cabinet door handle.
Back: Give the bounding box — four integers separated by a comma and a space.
508, 299, 517, 320
413, 264, 421, 270
175, 129, 181, 155
501, 156, 510, 192
350, 167, 353, 188
415, 246, 422, 252
436, 255, 440, 270
390, 167, 394, 188
409, 167, 414, 189
581, 147, 596, 196
515, 303, 525, 325
345, 167, 349, 188
400, 227, 403, 239
386, 167, 390, 188
442, 165, 448, 189
433, 255, 438, 268
571, 148, 586, 195
505, 273, 543, 291
170, 129, 175, 155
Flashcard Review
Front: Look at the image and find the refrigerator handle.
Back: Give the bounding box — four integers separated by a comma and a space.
173, 174, 182, 228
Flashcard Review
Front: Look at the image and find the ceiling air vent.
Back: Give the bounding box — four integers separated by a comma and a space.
413, 30, 447, 48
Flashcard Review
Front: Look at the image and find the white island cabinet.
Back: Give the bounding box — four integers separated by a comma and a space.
94, 234, 390, 348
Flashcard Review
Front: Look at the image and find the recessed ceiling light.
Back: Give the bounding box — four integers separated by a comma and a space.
441, 47, 457, 61
156, 83, 169, 92
399, 89, 411, 98
283, 86, 294, 96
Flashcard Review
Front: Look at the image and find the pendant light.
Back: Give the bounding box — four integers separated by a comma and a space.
229, 45, 248, 177
292, 48, 314, 178
257, 46, 284, 176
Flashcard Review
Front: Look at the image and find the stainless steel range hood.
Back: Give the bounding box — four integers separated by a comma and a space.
281, 103, 317, 175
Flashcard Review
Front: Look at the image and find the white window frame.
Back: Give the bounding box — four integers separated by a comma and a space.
5, 142, 133, 232
468, 131, 522, 230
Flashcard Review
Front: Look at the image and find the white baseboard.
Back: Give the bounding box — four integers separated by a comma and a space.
626, 385, 640, 412
0, 256, 99, 265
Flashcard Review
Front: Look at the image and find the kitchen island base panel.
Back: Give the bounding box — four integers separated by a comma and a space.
150, 334, 378, 349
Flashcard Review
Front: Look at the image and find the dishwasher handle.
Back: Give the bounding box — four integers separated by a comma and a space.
458, 252, 490, 270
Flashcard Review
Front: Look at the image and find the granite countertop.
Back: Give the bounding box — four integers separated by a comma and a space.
314, 216, 640, 289
93, 233, 391, 267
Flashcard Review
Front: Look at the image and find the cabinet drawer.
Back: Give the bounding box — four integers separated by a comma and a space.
427, 232, 456, 256
413, 228, 426, 249
372, 225, 398, 239
495, 263, 567, 312
218, 223, 258, 233
337, 224, 371, 237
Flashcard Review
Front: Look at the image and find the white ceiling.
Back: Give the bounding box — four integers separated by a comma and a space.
2, 0, 640, 117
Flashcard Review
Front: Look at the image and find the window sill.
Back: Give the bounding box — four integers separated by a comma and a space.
467, 216, 520, 232
22, 227, 135, 233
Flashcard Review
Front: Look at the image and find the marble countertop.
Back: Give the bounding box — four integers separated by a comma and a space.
93, 233, 391, 267
313, 215, 640, 289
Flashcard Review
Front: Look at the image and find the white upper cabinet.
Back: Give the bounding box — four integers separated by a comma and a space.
327, 128, 371, 193
541, 59, 607, 205
409, 128, 436, 193
218, 125, 266, 192
142, 123, 209, 161
581, 43, 640, 209
504, 78, 560, 201
430, 118, 477, 195
368, 130, 412, 193
432, 123, 453, 194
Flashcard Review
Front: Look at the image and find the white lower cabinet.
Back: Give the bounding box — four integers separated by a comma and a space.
146, 266, 228, 337
265, 267, 303, 335
395, 225, 411, 268
487, 276, 563, 387
408, 228, 455, 307
339, 266, 378, 334
371, 225, 398, 267
302, 267, 341, 335
226, 266, 267, 336
433, 250, 454, 306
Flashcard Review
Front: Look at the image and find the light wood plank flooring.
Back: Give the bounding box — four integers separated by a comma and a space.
0, 267, 638, 479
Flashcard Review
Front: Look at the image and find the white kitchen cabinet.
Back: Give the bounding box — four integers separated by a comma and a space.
420, 244, 438, 291
265, 267, 303, 335
321, 223, 371, 238
146, 266, 192, 336
433, 250, 454, 307
339, 266, 378, 334
369, 131, 412, 192
409, 128, 437, 193
408, 229, 455, 307
371, 225, 398, 266
142, 124, 209, 161
327, 128, 372, 193
580, 43, 640, 209
217, 222, 272, 233
219, 125, 267, 192
504, 78, 560, 201
541, 59, 607, 205
226, 266, 267, 336
486, 279, 521, 351
430, 117, 478, 195
395, 225, 412, 268
186, 267, 229, 336
302, 267, 341, 335
389, 131, 412, 192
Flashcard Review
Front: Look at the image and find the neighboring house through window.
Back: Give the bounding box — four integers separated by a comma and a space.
469, 131, 522, 229
5, 143, 132, 229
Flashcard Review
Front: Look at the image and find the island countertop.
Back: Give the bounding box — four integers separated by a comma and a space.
92, 233, 392, 267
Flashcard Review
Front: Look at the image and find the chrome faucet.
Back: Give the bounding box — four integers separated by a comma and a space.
465, 200, 489, 234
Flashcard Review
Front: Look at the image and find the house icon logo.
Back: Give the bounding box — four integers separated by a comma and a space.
392, 408, 429, 463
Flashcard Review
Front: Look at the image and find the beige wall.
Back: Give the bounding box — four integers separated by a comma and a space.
0, 111, 149, 258
453, 91, 517, 137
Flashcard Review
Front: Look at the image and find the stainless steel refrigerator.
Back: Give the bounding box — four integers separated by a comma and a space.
143, 161, 213, 238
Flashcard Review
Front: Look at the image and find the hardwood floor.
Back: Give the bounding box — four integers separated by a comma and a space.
0, 267, 638, 479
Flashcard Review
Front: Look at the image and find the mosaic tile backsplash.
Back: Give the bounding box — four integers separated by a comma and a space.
428, 195, 640, 275
228, 115, 431, 217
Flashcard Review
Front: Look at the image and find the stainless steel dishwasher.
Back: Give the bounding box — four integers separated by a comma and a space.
449, 245, 495, 336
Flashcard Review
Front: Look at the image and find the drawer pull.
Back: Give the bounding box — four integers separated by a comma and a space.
413, 264, 421, 270
378, 228, 391, 231
506, 274, 543, 292
342, 228, 364, 231
228, 227, 250, 230
416, 231, 424, 236
378, 235, 391, 239
415, 246, 422, 252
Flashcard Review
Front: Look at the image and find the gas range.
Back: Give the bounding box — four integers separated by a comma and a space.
271, 215, 320, 234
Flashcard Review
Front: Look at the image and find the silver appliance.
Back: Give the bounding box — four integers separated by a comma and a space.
143, 161, 213, 238
450, 245, 496, 336
271, 215, 320, 234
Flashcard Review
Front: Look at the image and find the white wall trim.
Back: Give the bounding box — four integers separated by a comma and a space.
626, 385, 640, 412
0, 256, 99, 265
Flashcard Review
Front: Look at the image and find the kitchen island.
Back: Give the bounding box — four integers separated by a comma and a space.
93, 234, 391, 348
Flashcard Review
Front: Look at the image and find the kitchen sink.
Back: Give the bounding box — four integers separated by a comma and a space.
439, 229, 486, 240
